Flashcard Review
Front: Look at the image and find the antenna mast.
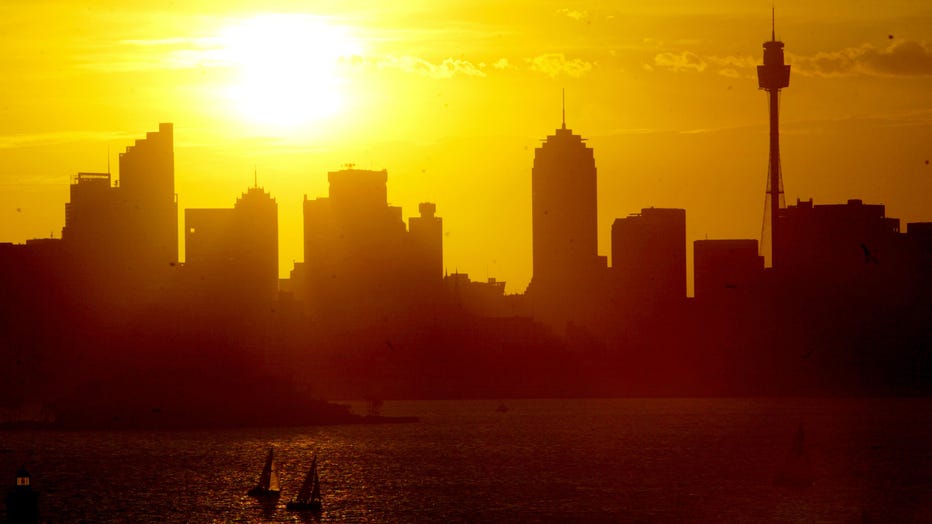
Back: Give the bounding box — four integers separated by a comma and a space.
561, 88, 566, 129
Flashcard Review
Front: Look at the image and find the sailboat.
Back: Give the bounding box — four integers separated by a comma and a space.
286, 455, 322, 512
247, 447, 281, 498
774, 423, 814, 488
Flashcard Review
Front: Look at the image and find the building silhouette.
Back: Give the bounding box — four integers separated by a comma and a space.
302, 167, 442, 321
694, 239, 764, 300
527, 99, 607, 331
611, 208, 686, 302
778, 199, 900, 284
184, 184, 279, 307
117, 122, 178, 272
529, 108, 602, 288
408, 202, 443, 292
60, 123, 178, 302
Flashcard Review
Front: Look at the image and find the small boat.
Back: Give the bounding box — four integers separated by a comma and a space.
247, 447, 281, 498
286, 455, 322, 512
774, 423, 814, 488
496, 402, 509, 413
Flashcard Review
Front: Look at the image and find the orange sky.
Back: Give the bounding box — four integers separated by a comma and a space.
1, 1, 931, 293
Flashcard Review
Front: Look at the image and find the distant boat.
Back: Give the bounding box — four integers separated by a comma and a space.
774, 423, 814, 488
247, 447, 281, 498
496, 402, 509, 413
286, 455, 322, 512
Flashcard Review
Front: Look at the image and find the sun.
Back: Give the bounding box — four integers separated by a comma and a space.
218, 15, 362, 130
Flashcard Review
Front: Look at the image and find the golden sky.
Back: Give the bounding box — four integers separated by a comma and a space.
1, 0, 931, 293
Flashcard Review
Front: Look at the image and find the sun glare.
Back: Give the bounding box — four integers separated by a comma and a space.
219, 15, 361, 130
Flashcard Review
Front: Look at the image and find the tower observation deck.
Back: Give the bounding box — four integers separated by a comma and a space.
757, 13, 791, 267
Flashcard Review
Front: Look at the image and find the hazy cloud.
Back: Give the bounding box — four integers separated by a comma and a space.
492, 58, 511, 70
793, 40, 932, 77
654, 51, 706, 72
0, 131, 132, 149
556, 8, 588, 21
378, 56, 486, 79
528, 53, 593, 78
79, 36, 228, 72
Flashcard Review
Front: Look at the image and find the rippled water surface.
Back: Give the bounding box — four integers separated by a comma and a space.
2, 398, 931, 523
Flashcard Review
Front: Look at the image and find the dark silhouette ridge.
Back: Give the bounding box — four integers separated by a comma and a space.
1, 23, 931, 429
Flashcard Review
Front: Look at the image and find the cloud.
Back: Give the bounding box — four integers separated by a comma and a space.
377, 56, 487, 79
0, 130, 133, 150
649, 40, 932, 78
653, 51, 706, 72
528, 53, 593, 78
556, 8, 588, 21
793, 40, 932, 77
492, 58, 511, 70
78, 36, 228, 72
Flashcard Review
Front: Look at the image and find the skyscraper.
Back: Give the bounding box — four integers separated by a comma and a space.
185, 184, 279, 306
530, 101, 600, 290
60, 124, 178, 301
611, 208, 686, 301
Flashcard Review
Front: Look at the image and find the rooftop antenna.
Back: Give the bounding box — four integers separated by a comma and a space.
561, 88, 566, 130
254, 166, 258, 188
772, 3, 776, 41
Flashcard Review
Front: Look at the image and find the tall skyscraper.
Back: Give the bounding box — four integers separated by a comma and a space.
757, 13, 791, 267
530, 98, 599, 290
60, 124, 178, 301
118, 122, 178, 270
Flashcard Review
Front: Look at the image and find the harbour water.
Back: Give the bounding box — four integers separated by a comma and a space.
2, 398, 931, 523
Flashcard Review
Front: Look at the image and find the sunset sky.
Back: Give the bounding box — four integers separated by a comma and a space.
1, 1, 930, 293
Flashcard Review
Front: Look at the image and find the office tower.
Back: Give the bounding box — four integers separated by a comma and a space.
60, 124, 178, 301
778, 198, 902, 285
303, 167, 409, 318
408, 202, 443, 288
118, 122, 179, 270
530, 100, 600, 289
611, 208, 686, 301
185, 184, 279, 306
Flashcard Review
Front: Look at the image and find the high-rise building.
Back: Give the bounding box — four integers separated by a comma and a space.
185, 185, 279, 306
530, 106, 600, 289
611, 208, 686, 301
777, 198, 903, 286
408, 202, 443, 288
117, 122, 178, 270
302, 167, 440, 320
60, 124, 178, 301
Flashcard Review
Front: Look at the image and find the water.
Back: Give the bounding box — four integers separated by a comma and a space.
2, 398, 931, 523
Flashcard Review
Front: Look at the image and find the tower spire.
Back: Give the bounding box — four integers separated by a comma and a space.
772, 4, 776, 41
561, 88, 566, 130
254, 166, 258, 188
757, 8, 791, 268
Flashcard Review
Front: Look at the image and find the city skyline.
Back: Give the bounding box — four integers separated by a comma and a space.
2, 1, 931, 294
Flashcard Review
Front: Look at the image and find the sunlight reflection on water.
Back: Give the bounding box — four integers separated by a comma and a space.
1, 398, 931, 523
